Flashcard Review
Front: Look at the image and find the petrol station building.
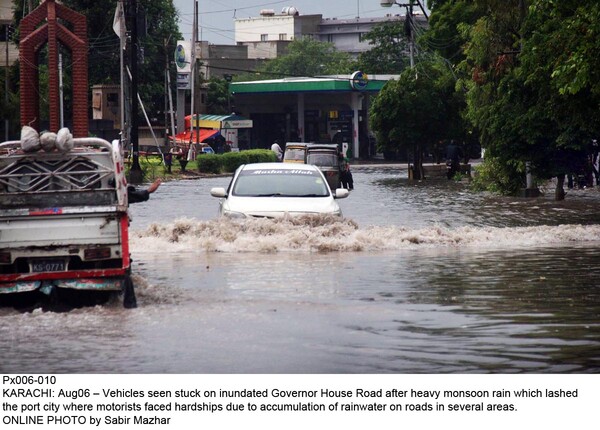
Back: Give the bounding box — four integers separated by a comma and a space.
229, 73, 397, 159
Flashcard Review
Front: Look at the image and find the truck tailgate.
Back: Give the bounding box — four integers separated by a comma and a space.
0, 213, 121, 248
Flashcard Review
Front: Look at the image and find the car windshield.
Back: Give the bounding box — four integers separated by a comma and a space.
284, 148, 306, 162
307, 152, 339, 167
232, 168, 330, 197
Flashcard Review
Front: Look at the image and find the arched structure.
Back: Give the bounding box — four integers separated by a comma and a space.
20, 0, 88, 137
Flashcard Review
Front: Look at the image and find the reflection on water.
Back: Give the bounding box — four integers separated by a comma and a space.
1, 165, 600, 373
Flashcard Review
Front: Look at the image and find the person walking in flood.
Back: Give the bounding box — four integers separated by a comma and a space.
340, 158, 354, 190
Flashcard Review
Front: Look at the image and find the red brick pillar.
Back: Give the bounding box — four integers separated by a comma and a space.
19, 0, 89, 137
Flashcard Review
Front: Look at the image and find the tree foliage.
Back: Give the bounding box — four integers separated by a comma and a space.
356, 21, 410, 74
370, 59, 456, 177
205, 77, 230, 115
369, 0, 600, 195
459, 0, 600, 196
11, 0, 181, 122
255, 37, 355, 78
65, 0, 181, 119
421, 0, 481, 64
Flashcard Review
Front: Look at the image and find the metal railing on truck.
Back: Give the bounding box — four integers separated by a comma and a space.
0, 138, 125, 209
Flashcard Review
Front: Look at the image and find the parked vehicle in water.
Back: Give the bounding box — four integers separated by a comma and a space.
306, 143, 342, 191
0, 132, 137, 308
282, 142, 342, 190
283, 142, 307, 164
210, 162, 349, 218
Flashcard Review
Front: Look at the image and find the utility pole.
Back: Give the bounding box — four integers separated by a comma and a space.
128, 0, 143, 183
4, 24, 9, 141
164, 38, 169, 147
408, 0, 414, 68
189, 1, 197, 155
381, 0, 425, 69
117, 0, 127, 149
194, 0, 199, 148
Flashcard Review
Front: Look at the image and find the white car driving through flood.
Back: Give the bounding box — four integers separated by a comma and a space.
210, 162, 349, 218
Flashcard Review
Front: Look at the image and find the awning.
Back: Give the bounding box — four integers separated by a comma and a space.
187, 114, 253, 129
170, 129, 220, 145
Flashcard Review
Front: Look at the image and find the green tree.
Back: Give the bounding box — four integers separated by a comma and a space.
255, 37, 355, 78
519, 0, 600, 198
11, 0, 181, 124
356, 21, 410, 74
462, 0, 600, 198
460, 1, 534, 195
370, 59, 455, 178
206, 77, 230, 115
63, 0, 181, 120
422, 0, 481, 64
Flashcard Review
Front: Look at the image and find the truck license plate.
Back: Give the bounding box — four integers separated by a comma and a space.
32, 260, 66, 272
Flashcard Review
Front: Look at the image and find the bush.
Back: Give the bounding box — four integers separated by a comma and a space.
470, 157, 524, 195
218, 149, 277, 173
246, 149, 276, 164
197, 154, 221, 174
220, 152, 248, 172
190, 149, 279, 174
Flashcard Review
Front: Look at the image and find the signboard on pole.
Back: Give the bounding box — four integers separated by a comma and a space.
175, 40, 191, 90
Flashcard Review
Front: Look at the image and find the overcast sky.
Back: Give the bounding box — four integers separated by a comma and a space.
172, 0, 428, 44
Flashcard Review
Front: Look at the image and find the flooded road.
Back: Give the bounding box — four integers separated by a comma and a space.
1, 165, 599, 373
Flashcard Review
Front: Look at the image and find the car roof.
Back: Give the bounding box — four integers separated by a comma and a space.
241, 162, 318, 172
306, 143, 339, 150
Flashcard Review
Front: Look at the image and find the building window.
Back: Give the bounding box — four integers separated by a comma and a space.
279, 33, 287, 40
327, 34, 334, 43
358, 33, 364, 43
261, 34, 268, 42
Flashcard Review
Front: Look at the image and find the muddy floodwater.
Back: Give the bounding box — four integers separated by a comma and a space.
1, 165, 599, 373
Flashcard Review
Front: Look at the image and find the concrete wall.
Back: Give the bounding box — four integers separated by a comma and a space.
235, 15, 296, 43
0, 0, 12, 23
318, 16, 403, 56
235, 14, 322, 43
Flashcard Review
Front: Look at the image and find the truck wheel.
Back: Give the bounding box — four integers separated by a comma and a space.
123, 275, 137, 309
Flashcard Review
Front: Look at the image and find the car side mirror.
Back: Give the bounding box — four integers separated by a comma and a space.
334, 188, 349, 199
210, 187, 227, 198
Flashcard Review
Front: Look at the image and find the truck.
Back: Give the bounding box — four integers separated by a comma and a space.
0, 133, 137, 309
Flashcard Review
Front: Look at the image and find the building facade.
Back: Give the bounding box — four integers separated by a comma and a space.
317, 15, 403, 57
234, 7, 321, 59
234, 7, 424, 59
